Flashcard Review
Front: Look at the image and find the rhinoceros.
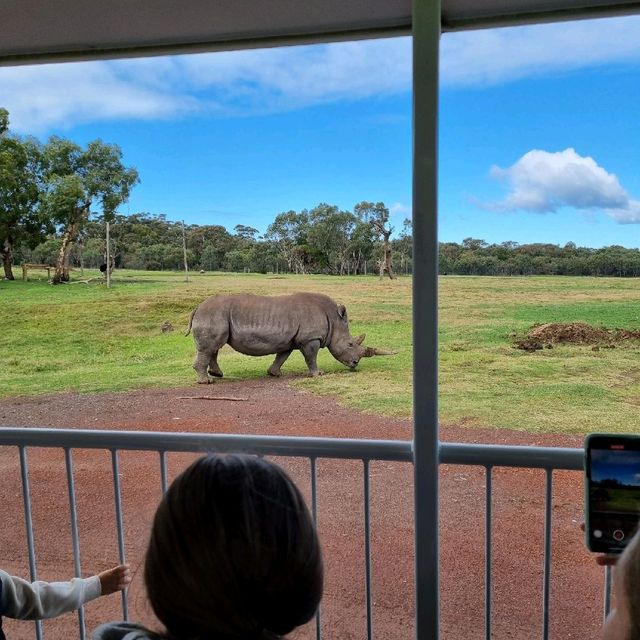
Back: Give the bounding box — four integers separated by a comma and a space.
185, 292, 394, 383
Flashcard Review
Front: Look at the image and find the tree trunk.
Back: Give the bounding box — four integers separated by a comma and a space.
52, 222, 78, 284
1, 237, 14, 280
382, 232, 396, 280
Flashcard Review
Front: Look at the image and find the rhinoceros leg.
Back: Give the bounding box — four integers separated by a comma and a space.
300, 340, 323, 376
193, 349, 214, 384
267, 350, 293, 377
208, 351, 224, 378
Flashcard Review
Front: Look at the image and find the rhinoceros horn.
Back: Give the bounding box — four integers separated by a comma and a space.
362, 346, 397, 357
355, 334, 366, 345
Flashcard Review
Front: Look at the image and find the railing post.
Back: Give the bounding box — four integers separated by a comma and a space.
542, 469, 553, 640
19, 446, 43, 640
604, 564, 613, 621
485, 466, 493, 640
111, 450, 129, 620
412, 0, 441, 637
310, 457, 322, 640
363, 460, 373, 640
65, 448, 87, 639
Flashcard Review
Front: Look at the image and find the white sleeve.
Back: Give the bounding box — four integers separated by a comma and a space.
0, 570, 102, 620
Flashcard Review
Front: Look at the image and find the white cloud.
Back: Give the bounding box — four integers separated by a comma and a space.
0, 40, 412, 134
489, 148, 628, 213
441, 15, 640, 87
0, 61, 197, 133
485, 147, 640, 224
607, 200, 640, 224
390, 202, 411, 216
175, 40, 411, 109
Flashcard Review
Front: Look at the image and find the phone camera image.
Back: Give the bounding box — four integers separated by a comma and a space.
588, 442, 640, 553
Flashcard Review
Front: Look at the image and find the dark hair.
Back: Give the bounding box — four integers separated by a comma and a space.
144, 454, 323, 640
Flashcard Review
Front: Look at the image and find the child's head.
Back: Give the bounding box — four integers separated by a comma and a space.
602, 530, 640, 640
144, 454, 323, 639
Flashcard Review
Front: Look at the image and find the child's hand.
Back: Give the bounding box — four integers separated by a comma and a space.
98, 564, 131, 595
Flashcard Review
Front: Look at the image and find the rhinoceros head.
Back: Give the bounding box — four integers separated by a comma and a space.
329, 304, 396, 369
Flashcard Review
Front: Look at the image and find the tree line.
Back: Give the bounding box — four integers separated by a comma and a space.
4, 106, 640, 279
17, 213, 640, 278
1, 107, 406, 279
440, 238, 640, 277
18, 207, 412, 277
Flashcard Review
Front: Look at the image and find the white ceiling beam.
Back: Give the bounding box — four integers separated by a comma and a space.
1, 0, 640, 66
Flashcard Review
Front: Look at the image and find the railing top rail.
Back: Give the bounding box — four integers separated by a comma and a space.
0, 427, 585, 470
440, 442, 584, 471
0, 427, 413, 461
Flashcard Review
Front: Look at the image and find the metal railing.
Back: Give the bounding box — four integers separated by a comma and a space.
0, 428, 602, 640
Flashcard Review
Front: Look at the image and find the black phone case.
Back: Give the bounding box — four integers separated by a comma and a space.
585, 433, 640, 554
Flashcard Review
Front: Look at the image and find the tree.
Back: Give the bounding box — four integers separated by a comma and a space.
265, 210, 309, 273
0, 108, 8, 135
461, 237, 488, 252
41, 137, 138, 284
355, 201, 396, 279
307, 204, 355, 274
224, 248, 250, 272
394, 217, 413, 275
234, 224, 259, 243
247, 241, 279, 273
189, 225, 236, 271
0, 111, 48, 279
349, 219, 377, 274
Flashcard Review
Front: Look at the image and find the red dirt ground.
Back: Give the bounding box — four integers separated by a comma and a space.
0, 379, 602, 640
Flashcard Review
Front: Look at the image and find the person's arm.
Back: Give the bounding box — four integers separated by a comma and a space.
0, 565, 130, 620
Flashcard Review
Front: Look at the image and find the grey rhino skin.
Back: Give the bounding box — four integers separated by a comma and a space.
185, 292, 393, 383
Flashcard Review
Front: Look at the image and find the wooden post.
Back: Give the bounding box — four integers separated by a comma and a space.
106, 221, 111, 288
182, 221, 189, 283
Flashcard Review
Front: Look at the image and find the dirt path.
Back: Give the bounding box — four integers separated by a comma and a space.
0, 379, 601, 640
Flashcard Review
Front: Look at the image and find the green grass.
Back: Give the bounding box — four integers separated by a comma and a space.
2, 271, 640, 434
590, 488, 640, 513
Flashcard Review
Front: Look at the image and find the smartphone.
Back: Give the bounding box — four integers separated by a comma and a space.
585, 433, 640, 553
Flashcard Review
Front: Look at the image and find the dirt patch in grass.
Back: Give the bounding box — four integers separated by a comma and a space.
514, 322, 640, 352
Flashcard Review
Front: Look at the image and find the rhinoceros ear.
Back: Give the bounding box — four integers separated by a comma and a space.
355, 334, 366, 345
337, 304, 347, 319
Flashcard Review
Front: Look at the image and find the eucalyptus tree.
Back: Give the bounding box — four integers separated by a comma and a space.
41, 137, 138, 283
306, 203, 356, 274
265, 210, 310, 273
348, 219, 376, 274
233, 224, 259, 243
189, 224, 235, 271
0, 110, 48, 279
355, 201, 396, 279
0, 108, 8, 135
394, 217, 413, 274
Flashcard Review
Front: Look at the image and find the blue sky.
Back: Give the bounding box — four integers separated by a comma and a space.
1, 15, 640, 247
592, 449, 640, 486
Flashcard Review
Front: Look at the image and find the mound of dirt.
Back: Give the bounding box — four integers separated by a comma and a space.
530, 322, 610, 344
514, 322, 640, 351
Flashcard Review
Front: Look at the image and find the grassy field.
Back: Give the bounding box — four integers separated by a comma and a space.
2, 270, 640, 434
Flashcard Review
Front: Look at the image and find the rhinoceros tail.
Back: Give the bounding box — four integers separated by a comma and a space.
185, 308, 197, 336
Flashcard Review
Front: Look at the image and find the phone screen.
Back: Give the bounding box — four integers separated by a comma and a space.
586, 434, 640, 553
